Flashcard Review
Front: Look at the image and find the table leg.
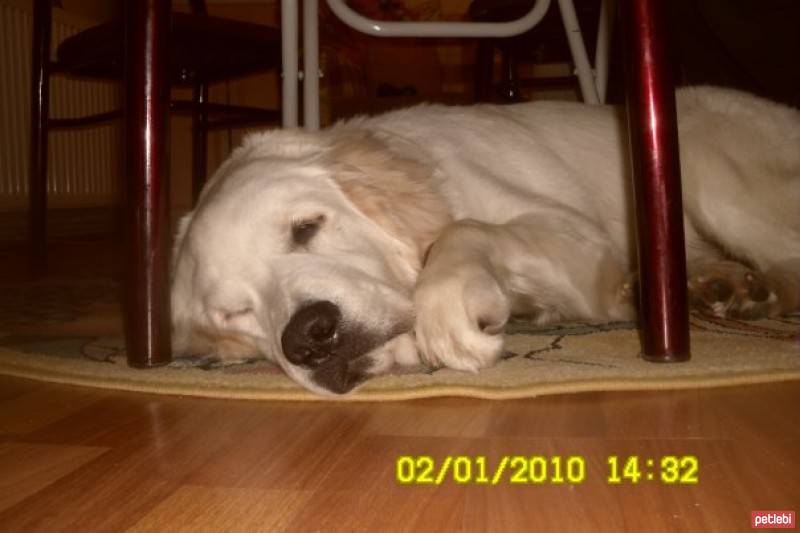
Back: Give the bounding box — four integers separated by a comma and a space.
619, 0, 690, 362
123, 0, 172, 368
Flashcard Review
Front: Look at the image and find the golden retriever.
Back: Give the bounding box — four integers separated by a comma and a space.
171, 86, 800, 394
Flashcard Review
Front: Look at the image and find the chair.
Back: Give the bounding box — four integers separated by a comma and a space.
29, 0, 282, 270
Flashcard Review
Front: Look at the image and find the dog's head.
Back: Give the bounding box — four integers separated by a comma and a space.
171, 126, 450, 394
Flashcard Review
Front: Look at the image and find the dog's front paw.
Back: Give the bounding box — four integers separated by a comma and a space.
413, 265, 510, 372
689, 261, 780, 319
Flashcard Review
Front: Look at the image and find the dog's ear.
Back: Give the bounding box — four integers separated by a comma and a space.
328, 130, 452, 272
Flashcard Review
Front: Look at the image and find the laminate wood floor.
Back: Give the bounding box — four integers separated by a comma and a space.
0, 375, 797, 532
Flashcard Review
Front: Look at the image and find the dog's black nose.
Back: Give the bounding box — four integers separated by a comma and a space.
281, 301, 341, 367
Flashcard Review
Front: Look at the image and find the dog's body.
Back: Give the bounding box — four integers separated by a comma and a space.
171, 86, 800, 394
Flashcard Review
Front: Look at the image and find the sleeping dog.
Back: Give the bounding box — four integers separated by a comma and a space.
171, 86, 800, 394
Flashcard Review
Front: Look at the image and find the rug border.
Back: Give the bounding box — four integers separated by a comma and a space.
1, 353, 799, 402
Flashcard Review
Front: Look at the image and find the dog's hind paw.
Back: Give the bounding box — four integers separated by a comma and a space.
688, 261, 780, 320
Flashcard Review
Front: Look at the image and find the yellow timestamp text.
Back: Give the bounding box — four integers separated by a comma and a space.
395, 455, 699, 485
607, 455, 699, 484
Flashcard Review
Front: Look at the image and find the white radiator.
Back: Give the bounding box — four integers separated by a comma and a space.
0, 0, 122, 211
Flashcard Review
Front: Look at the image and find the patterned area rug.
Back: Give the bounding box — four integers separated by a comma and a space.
0, 281, 798, 401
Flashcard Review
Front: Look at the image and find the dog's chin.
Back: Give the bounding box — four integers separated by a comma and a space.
273, 349, 377, 396
283, 331, 419, 395
310, 354, 373, 395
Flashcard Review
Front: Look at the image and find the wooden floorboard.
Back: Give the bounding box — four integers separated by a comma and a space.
0, 375, 796, 532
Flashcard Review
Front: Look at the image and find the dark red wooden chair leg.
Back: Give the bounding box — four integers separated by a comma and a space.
123, 0, 172, 368
191, 82, 208, 204
29, 0, 51, 276
619, 0, 690, 362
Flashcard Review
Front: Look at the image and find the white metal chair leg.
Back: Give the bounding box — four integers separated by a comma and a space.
303, 0, 320, 130
556, 0, 599, 104
281, 0, 299, 128
594, 0, 614, 103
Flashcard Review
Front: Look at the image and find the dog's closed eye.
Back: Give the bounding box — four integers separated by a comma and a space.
291, 214, 326, 246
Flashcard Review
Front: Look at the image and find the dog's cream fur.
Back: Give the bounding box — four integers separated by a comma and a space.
171, 86, 800, 394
